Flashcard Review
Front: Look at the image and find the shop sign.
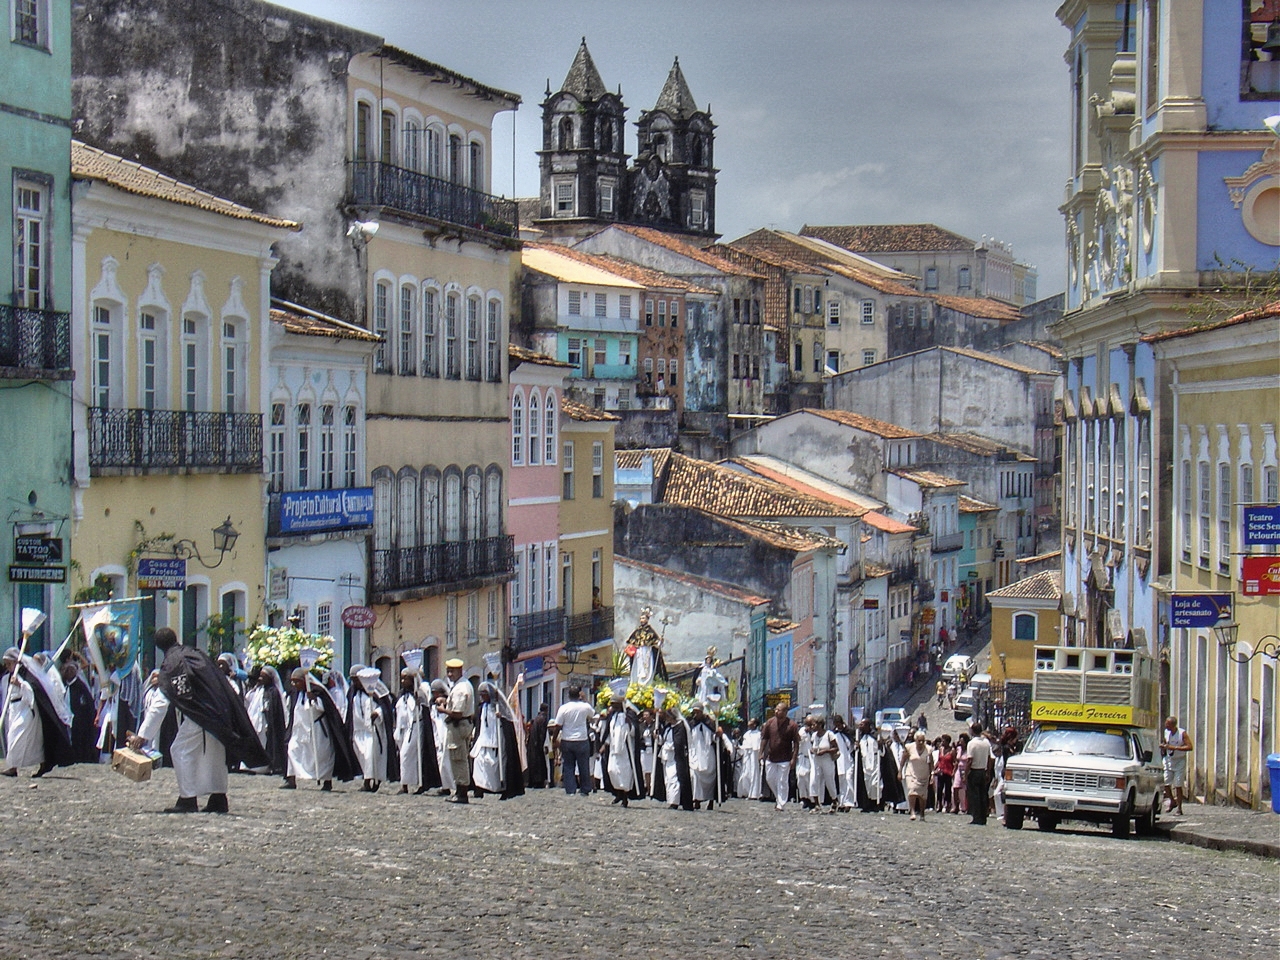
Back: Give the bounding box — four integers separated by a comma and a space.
1170, 593, 1232, 629
1242, 556, 1280, 596
278, 487, 374, 534
8, 565, 65, 583
137, 558, 186, 591
1243, 505, 1280, 546
341, 605, 376, 628
14, 536, 62, 564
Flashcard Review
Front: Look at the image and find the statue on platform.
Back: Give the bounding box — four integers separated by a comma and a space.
693, 646, 727, 712
626, 607, 664, 686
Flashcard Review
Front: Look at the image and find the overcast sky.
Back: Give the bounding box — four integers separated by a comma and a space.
278, 0, 1070, 295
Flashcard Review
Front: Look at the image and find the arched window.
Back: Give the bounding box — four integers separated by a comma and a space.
465, 295, 481, 380
403, 118, 421, 171
511, 392, 524, 466
1013, 613, 1037, 641
373, 280, 390, 373
448, 134, 462, 183
444, 470, 462, 541
469, 140, 483, 191
485, 298, 502, 381
380, 110, 396, 164
342, 404, 359, 487
484, 467, 502, 538
426, 124, 444, 177
528, 392, 541, 465
373, 468, 394, 552
543, 392, 558, 465
421, 285, 438, 377
421, 468, 441, 545
397, 468, 418, 548
445, 292, 460, 378
398, 284, 416, 375
464, 468, 482, 540
295, 402, 312, 488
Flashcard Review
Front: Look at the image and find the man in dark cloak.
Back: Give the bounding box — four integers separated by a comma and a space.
61, 659, 99, 764
130, 628, 266, 813
600, 696, 644, 807
2, 649, 74, 776
525, 702, 550, 788
246, 665, 288, 776
284, 670, 357, 789
393, 668, 441, 795
652, 705, 693, 811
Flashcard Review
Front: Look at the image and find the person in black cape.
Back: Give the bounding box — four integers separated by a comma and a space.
600, 697, 645, 807
61, 659, 99, 765
394, 668, 441, 795
247, 665, 288, 776
130, 628, 267, 813
2, 650, 75, 776
652, 705, 693, 811
525, 702, 550, 788
283, 670, 357, 789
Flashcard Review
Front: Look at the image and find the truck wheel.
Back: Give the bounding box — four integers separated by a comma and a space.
1036, 814, 1057, 832
1004, 805, 1024, 830
1112, 798, 1132, 838
1135, 796, 1157, 835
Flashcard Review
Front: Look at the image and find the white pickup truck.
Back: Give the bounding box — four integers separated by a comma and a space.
1002, 722, 1164, 838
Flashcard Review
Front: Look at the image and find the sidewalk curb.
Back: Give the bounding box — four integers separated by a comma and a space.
1154, 821, 1280, 859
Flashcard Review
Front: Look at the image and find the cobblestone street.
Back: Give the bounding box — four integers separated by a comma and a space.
0, 765, 1275, 959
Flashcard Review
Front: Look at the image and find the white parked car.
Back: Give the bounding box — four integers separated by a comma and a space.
943, 654, 975, 681
875, 706, 910, 728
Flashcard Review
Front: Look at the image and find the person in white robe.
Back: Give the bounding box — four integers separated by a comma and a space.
131, 631, 228, 813
429, 678, 455, 794
603, 696, 641, 806
796, 717, 816, 808
395, 667, 433, 794
469, 681, 504, 795
735, 718, 763, 799
832, 715, 856, 811
244, 670, 274, 774
284, 670, 334, 788
324, 669, 347, 722
2, 648, 43, 775
856, 718, 884, 812
351, 667, 389, 791
687, 703, 719, 809
808, 716, 839, 811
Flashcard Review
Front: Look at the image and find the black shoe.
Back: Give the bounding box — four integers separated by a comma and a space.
32, 762, 53, 778
203, 793, 229, 814
280, 777, 297, 790
413, 786, 428, 795
446, 786, 470, 804
611, 796, 622, 805
621, 796, 628, 808
1, 769, 16, 777
321, 781, 332, 792
164, 797, 199, 814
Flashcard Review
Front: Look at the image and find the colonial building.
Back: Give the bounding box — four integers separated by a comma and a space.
573, 224, 767, 457
535, 41, 717, 242
265, 300, 380, 671
74, 0, 523, 680
800, 223, 1039, 307
2, 0, 73, 649
1051, 0, 1277, 701
70, 143, 296, 660
1147, 304, 1279, 810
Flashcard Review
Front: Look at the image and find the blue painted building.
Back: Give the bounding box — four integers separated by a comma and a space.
2, 0, 73, 648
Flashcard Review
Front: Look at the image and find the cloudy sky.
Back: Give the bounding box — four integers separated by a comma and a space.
278, 0, 1070, 295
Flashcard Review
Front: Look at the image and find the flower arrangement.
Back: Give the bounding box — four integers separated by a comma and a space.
595, 681, 684, 714
245, 624, 334, 670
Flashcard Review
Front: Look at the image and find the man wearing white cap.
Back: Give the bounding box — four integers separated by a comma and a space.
435, 658, 474, 803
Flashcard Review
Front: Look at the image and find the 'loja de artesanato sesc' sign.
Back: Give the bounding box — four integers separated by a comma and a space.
279, 487, 374, 534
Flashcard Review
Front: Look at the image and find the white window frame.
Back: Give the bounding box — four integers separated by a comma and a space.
860, 300, 874, 325
13, 176, 49, 307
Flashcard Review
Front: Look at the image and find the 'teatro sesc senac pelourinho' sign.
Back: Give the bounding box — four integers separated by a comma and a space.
279, 488, 374, 534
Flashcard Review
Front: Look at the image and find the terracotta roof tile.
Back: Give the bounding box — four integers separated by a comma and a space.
862, 511, 917, 534
931, 295, 1020, 323
890, 469, 967, 489
270, 299, 380, 342
941, 346, 1045, 376
800, 223, 976, 253
72, 141, 299, 230
509, 343, 573, 367
713, 515, 845, 552
864, 561, 892, 578
726, 458, 869, 516
1142, 301, 1280, 343
959, 495, 998, 513
662, 453, 850, 519
803, 408, 921, 439
987, 570, 1062, 601
1015, 340, 1065, 359
613, 225, 765, 277
925, 432, 1035, 461
561, 397, 619, 422
616, 556, 770, 606
616, 447, 672, 475
768, 617, 799, 632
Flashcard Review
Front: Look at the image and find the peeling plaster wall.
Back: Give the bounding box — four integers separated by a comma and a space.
72, 0, 379, 320
735, 414, 889, 503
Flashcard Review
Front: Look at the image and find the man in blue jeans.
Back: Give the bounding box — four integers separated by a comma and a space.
551, 685, 595, 795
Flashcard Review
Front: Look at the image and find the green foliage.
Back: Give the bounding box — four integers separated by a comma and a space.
73, 573, 114, 605
127, 520, 175, 576
201, 612, 242, 657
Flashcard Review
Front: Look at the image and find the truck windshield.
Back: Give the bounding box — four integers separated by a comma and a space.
1023, 728, 1132, 760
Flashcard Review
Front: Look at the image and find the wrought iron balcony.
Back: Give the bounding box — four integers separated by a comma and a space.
932, 530, 965, 552
89, 408, 262, 473
371, 534, 514, 596
349, 161, 518, 238
915, 580, 935, 604
566, 606, 614, 649
508, 607, 566, 655
889, 561, 917, 586
0, 305, 71, 374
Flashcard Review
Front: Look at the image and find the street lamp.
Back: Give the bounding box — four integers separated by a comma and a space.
998, 651, 1008, 679
1212, 622, 1280, 665
172, 516, 240, 569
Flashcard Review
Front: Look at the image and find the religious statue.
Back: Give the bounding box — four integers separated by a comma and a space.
625, 607, 664, 686
693, 646, 727, 712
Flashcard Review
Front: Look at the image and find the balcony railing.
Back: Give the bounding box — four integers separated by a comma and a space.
89, 408, 262, 472
932, 530, 964, 552
889, 562, 917, 586
566, 606, 614, 649
349, 161, 518, 238
371, 535, 515, 596
509, 607, 566, 655
0, 305, 71, 373
916, 580, 935, 604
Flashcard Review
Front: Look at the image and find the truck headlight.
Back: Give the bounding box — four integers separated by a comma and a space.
1006, 769, 1028, 782
1099, 776, 1123, 790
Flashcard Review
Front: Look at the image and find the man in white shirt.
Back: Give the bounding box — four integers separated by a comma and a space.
965, 722, 993, 825
551, 685, 595, 796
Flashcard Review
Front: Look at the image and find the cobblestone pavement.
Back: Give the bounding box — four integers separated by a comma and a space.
0, 764, 1276, 959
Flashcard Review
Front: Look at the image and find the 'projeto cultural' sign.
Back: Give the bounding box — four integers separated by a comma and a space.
278, 487, 374, 534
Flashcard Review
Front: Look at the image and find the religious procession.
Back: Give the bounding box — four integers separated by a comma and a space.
3, 601, 1017, 825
